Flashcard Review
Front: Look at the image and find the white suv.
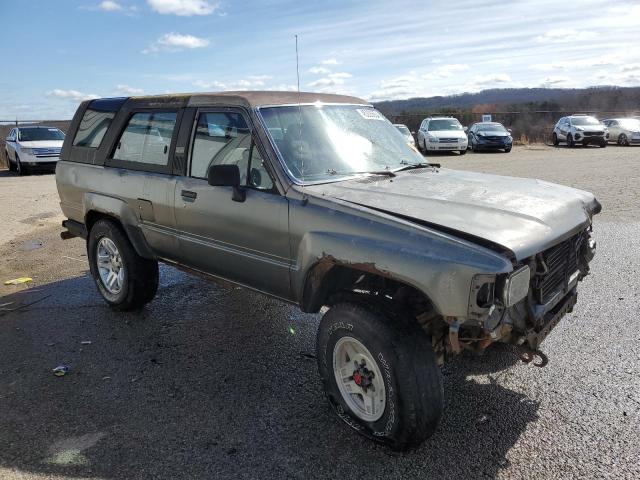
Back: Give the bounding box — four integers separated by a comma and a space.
4, 126, 65, 175
417, 117, 467, 155
602, 118, 640, 146
552, 115, 608, 148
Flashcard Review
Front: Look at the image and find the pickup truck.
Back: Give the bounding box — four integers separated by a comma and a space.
56, 91, 600, 450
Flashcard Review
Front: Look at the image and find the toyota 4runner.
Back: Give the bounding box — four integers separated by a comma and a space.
56, 92, 600, 450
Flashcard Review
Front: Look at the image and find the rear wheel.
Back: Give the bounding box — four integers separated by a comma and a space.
552, 132, 559, 146
618, 134, 628, 146
87, 219, 159, 311
316, 301, 443, 451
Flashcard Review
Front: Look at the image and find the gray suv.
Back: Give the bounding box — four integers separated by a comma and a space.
56, 92, 601, 450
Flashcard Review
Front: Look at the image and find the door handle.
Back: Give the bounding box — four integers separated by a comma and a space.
181, 190, 197, 202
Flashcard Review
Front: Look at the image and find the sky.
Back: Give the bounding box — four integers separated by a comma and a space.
1, 0, 639, 119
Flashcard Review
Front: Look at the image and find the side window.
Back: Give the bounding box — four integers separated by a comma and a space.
190, 111, 274, 190
114, 112, 177, 166
73, 109, 116, 148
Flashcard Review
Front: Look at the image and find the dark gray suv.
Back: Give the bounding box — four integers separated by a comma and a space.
56, 91, 601, 450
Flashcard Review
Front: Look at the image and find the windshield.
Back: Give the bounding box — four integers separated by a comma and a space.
18, 128, 65, 141
395, 125, 411, 136
259, 105, 424, 183
477, 123, 507, 132
620, 119, 640, 130
571, 116, 600, 126
428, 119, 462, 131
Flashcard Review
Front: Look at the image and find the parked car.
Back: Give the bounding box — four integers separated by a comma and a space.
552, 115, 608, 148
417, 116, 467, 155
56, 92, 600, 450
602, 118, 640, 146
393, 123, 416, 147
467, 122, 513, 152
4, 126, 65, 175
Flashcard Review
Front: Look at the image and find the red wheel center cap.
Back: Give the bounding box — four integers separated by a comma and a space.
353, 372, 362, 386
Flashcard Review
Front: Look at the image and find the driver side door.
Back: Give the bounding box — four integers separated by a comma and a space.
173, 108, 292, 300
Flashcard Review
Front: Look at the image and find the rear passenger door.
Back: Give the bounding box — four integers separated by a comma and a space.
173, 108, 291, 299
107, 110, 181, 260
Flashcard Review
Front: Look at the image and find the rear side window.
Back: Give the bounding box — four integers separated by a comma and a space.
114, 112, 177, 166
73, 109, 115, 148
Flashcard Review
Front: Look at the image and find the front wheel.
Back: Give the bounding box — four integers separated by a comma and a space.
552, 132, 559, 146
316, 301, 443, 450
15, 154, 25, 175
618, 134, 628, 146
599, 140, 607, 148
567, 134, 575, 148
459, 149, 467, 155
504, 147, 512, 153
88, 219, 159, 311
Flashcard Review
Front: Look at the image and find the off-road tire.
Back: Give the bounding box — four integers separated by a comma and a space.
316, 301, 443, 451
552, 132, 559, 146
88, 219, 159, 311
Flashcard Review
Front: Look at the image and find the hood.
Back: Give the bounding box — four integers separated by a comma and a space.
19, 140, 64, 149
307, 169, 600, 260
574, 125, 605, 132
477, 131, 510, 137
427, 130, 466, 139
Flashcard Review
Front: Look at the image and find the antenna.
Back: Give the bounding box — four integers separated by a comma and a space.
295, 34, 307, 203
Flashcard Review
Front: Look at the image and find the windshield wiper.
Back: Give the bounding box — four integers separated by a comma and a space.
395, 162, 440, 172
326, 168, 396, 178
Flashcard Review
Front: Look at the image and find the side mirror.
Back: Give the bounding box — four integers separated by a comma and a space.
463, 126, 468, 132
508, 128, 512, 133
207, 164, 246, 202
410, 131, 416, 135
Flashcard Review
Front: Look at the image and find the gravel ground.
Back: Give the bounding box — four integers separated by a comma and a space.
0, 146, 639, 479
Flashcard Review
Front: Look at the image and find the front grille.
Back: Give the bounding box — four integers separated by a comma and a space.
438, 138, 458, 143
583, 131, 603, 137
534, 232, 584, 304
33, 147, 61, 157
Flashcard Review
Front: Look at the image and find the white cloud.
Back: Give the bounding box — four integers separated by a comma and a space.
147, 0, 219, 16
535, 28, 596, 43
143, 33, 209, 53
321, 58, 340, 65
621, 64, 640, 73
193, 75, 273, 90
367, 73, 429, 101
328, 72, 352, 79
47, 89, 100, 102
307, 72, 353, 92
539, 76, 572, 87
99, 1, 123, 11
472, 73, 512, 87
422, 64, 470, 80
116, 84, 144, 95
309, 66, 330, 75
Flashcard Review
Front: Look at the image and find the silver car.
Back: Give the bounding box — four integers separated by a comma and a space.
602, 118, 640, 146
393, 123, 416, 148
552, 114, 609, 148
56, 92, 600, 450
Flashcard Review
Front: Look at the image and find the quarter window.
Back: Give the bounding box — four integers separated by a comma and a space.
114, 112, 177, 165
191, 112, 274, 190
73, 109, 116, 148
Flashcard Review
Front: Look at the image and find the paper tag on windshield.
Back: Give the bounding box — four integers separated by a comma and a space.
48, 128, 58, 131
357, 108, 384, 120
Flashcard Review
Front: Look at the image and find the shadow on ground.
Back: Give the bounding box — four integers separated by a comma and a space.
0, 269, 538, 479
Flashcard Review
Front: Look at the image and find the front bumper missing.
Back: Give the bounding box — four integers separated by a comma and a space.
523, 288, 577, 351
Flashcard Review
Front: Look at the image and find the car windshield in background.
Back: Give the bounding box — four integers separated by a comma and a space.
428, 120, 462, 131
620, 119, 640, 130
18, 128, 65, 141
477, 123, 507, 132
395, 125, 411, 135
259, 105, 424, 183
571, 117, 600, 126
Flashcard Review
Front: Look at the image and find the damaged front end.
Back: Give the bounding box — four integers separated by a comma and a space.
443, 227, 596, 365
